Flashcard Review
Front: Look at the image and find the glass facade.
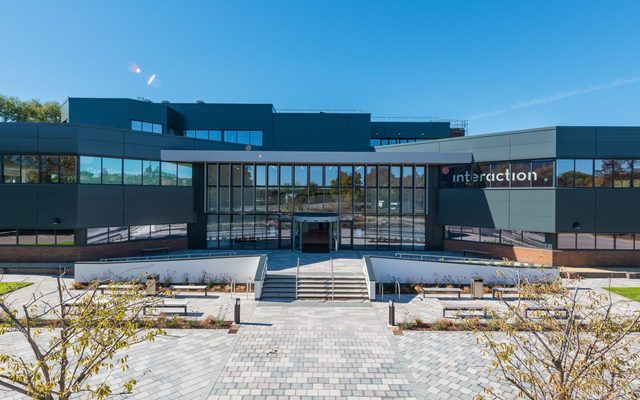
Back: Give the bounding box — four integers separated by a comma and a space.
444, 225, 552, 249
206, 163, 428, 250
184, 129, 263, 146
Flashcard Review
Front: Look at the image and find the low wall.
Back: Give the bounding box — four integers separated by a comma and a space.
367, 256, 559, 286
75, 255, 261, 284
0, 238, 188, 263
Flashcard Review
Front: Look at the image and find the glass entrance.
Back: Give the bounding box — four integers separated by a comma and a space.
292, 214, 339, 253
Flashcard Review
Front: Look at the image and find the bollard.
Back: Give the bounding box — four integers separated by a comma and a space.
389, 300, 395, 326
234, 298, 240, 325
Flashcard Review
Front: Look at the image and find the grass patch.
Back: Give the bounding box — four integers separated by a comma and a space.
605, 287, 640, 301
0, 282, 33, 295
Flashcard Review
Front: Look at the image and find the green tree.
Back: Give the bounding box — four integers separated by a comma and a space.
0, 94, 61, 123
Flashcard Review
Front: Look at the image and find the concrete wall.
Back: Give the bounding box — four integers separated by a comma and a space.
367, 256, 559, 285
74, 254, 261, 283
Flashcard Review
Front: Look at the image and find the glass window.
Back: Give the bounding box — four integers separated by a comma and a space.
185, 130, 196, 138
574, 159, 593, 187
444, 225, 461, 240
370, 139, 381, 147
415, 166, 426, 187
3, 155, 20, 183
142, 122, 153, 132
634, 161, 640, 188
170, 223, 187, 237
87, 227, 109, 244
209, 130, 222, 141
294, 165, 308, 186
250, 131, 262, 146
237, 130, 251, 145
522, 232, 548, 248
102, 157, 122, 184
414, 188, 425, 213
208, 187, 218, 212
267, 165, 278, 186
161, 162, 178, 185
267, 188, 278, 212
131, 120, 142, 131
208, 164, 218, 186
510, 161, 531, 188
219, 187, 230, 212
309, 166, 323, 187
531, 160, 553, 187
402, 166, 413, 187
219, 164, 230, 185
243, 165, 255, 186
80, 156, 102, 184
401, 188, 413, 214
501, 230, 522, 246
255, 165, 266, 186
325, 165, 338, 187
123, 159, 142, 185
60, 156, 77, 183
232, 187, 242, 212
480, 227, 499, 243
461, 226, 480, 242
244, 187, 255, 212
389, 188, 400, 214
256, 187, 267, 212
178, 163, 192, 186
142, 160, 160, 185
37, 229, 56, 245
616, 234, 634, 250
613, 160, 632, 188
130, 225, 150, 240
594, 159, 613, 187
21, 155, 39, 183
576, 233, 596, 249
152, 123, 162, 134
17, 229, 37, 245
556, 159, 574, 187
40, 155, 60, 183
108, 226, 129, 243
366, 166, 376, 187
390, 166, 401, 187
596, 234, 614, 250
280, 165, 292, 187
378, 166, 389, 187
354, 165, 365, 187
196, 130, 208, 140
0, 229, 17, 245
231, 164, 242, 186
224, 130, 237, 143
558, 233, 576, 249
490, 162, 509, 188
150, 224, 171, 238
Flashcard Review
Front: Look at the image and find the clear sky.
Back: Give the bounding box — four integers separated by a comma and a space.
1, 0, 640, 134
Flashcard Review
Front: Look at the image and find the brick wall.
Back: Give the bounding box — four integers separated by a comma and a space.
443, 240, 640, 268
0, 238, 188, 263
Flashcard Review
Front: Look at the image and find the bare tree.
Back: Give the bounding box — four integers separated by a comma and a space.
0, 275, 164, 399
475, 280, 640, 400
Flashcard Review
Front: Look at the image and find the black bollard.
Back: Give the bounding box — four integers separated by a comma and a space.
234, 298, 240, 325
389, 300, 395, 326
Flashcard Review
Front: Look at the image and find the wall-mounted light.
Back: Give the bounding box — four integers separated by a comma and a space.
572, 222, 581, 230
53, 217, 62, 225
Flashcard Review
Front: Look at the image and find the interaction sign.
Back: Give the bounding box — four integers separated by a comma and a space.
439, 160, 554, 188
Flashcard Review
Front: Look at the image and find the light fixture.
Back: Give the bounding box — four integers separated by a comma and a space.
572, 222, 581, 230
53, 217, 61, 225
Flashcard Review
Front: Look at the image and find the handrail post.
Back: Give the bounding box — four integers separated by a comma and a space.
331, 257, 334, 301
231, 280, 236, 298
296, 257, 299, 300
395, 280, 401, 300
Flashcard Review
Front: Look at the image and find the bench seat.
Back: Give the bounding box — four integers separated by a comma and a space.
442, 305, 488, 318
143, 300, 188, 316
170, 285, 208, 296
422, 287, 463, 299
524, 306, 569, 319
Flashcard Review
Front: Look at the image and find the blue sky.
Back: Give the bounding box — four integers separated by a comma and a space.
1, 0, 639, 134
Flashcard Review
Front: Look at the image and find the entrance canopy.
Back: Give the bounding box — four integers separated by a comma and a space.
293, 213, 339, 223
161, 150, 472, 164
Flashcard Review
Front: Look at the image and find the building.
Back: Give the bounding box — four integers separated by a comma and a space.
0, 97, 638, 267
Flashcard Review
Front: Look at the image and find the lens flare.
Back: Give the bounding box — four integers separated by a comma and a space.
129, 63, 141, 74
146, 74, 156, 86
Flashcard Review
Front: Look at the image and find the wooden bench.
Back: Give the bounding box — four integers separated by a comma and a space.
170, 285, 208, 296
492, 287, 520, 299
97, 284, 141, 295
463, 250, 491, 259
442, 305, 488, 318
422, 287, 463, 299
524, 306, 569, 319
143, 300, 188, 316
141, 247, 170, 256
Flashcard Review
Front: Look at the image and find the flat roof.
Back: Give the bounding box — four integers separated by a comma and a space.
161, 150, 472, 164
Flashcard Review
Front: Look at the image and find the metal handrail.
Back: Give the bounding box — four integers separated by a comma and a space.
392, 252, 545, 268
247, 280, 254, 299
99, 251, 237, 263
295, 257, 300, 300
330, 258, 334, 301
395, 281, 401, 300
230, 280, 236, 298
378, 282, 384, 300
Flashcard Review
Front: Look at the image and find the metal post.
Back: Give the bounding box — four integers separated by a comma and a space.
389, 300, 395, 326
234, 298, 240, 325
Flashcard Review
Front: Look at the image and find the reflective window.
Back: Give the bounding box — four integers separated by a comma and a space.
250, 131, 263, 146
236, 130, 251, 145
60, 156, 77, 183
310, 166, 323, 187
210, 130, 222, 141
594, 160, 613, 187
208, 164, 218, 186
142, 160, 160, 185
576, 233, 596, 249
267, 165, 278, 186
123, 159, 142, 185
102, 157, 122, 184
480, 227, 499, 243
325, 165, 338, 187
40, 155, 60, 183
556, 159, 574, 187
3, 155, 20, 183
558, 233, 576, 249
161, 162, 178, 185
294, 165, 307, 186
224, 130, 237, 143
0, 229, 17, 245
510, 161, 531, 188
280, 165, 292, 187
616, 234, 635, 250
613, 160, 632, 188
21, 155, 39, 183
80, 156, 102, 184
131, 119, 162, 134
17, 229, 37, 245
596, 234, 614, 250
415, 166, 426, 187
177, 163, 192, 186
574, 160, 593, 187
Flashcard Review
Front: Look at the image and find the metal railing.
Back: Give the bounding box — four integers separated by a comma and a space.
99, 251, 237, 263
246, 280, 254, 299
230, 280, 236, 298
378, 282, 384, 300
330, 258, 335, 301
295, 257, 300, 300
394, 281, 401, 300
394, 252, 492, 263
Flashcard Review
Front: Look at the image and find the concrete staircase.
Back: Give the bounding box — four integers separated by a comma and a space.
260, 273, 369, 301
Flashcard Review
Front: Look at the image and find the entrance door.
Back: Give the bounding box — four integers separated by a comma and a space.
302, 222, 330, 253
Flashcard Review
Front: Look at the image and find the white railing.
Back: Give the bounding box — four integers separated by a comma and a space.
295, 257, 300, 300
330, 258, 335, 301
99, 251, 237, 263
246, 280, 254, 299
394, 280, 401, 300
230, 280, 236, 298
378, 282, 384, 300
